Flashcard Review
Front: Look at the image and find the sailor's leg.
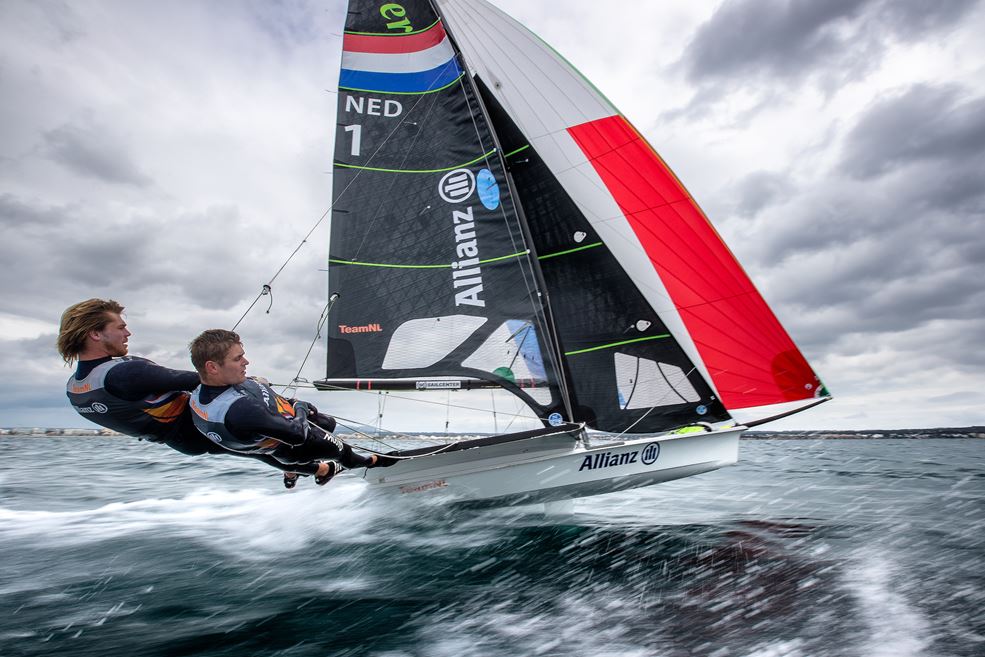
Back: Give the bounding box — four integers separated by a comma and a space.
291, 425, 375, 469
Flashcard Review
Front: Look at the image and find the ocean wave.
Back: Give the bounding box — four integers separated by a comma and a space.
0, 478, 377, 557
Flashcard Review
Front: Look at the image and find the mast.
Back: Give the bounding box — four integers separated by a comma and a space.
429, 0, 576, 424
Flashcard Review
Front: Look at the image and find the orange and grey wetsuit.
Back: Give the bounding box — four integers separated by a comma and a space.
190, 378, 372, 469
67, 356, 318, 474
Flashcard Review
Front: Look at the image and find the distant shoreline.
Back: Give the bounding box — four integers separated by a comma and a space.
3, 426, 983, 439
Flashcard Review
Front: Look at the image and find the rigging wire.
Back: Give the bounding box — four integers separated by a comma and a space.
277, 293, 340, 399
231, 71, 442, 333
377, 391, 388, 435
306, 418, 460, 461
231, 205, 332, 331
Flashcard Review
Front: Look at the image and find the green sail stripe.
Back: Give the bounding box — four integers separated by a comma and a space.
335, 148, 497, 174
345, 19, 441, 37
329, 250, 528, 269
538, 242, 603, 260
564, 334, 671, 356
338, 72, 465, 96
329, 259, 446, 269
504, 145, 530, 158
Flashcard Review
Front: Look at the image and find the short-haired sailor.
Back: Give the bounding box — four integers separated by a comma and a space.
188, 328, 394, 486
59, 298, 321, 487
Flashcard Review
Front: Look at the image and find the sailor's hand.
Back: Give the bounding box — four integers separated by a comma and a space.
292, 400, 313, 420
249, 375, 271, 385
294, 400, 318, 416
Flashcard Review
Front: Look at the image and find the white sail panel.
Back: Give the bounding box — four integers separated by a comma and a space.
614, 353, 700, 410
436, 0, 610, 135
382, 315, 487, 369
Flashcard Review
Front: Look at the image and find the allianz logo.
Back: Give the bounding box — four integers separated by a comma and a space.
439, 168, 475, 204
439, 168, 485, 308
578, 442, 660, 471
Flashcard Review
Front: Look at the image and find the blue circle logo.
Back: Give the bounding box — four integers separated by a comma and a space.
640, 442, 661, 465
696, 405, 708, 415
477, 168, 500, 210
548, 412, 563, 426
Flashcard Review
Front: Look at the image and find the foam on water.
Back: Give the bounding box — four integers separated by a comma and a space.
0, 476, 378, 557
846, 549, 930, 657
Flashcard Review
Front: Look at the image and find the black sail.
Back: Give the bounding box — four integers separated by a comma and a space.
322, 0, 565, 418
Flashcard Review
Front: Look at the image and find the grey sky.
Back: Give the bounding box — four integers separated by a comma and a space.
1, 0, 982, 431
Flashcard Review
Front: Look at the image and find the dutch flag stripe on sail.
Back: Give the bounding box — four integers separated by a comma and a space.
341, 22, 462, 93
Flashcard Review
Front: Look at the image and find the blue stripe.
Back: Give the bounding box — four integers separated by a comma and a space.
339, 60, 463, 93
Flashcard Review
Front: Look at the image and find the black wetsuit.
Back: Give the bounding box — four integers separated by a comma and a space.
68, 357, 318, 475
190, 379, 373, 470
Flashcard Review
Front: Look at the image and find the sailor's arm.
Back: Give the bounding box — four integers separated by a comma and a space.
225, 398, 310, 448
106, 359, 200, 401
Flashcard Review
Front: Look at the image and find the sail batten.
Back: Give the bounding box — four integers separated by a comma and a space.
334, 147, 496, 173
329, 249, 529, 269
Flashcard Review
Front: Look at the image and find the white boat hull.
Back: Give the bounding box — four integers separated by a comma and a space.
353, 427, 743, 507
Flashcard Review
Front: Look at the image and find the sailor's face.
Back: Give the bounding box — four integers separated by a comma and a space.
215, 343, 249, 385
96, 313, 130, 357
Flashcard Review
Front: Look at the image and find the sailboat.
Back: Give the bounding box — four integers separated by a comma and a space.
313, 0, 829, 505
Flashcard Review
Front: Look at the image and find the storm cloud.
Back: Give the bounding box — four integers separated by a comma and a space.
683, 0, 978, 85
0, 0, 983, 430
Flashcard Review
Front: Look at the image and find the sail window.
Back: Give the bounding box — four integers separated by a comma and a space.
614, 352, 700, 410
382, 315, 487, 370
462, 320, 552, 404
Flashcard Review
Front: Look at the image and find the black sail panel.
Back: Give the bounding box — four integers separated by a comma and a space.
476, 78, 730, 433
325, 0, 563, 417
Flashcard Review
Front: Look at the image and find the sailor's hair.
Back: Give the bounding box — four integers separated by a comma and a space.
189, 329, 241, 374
57, 298, 125, 364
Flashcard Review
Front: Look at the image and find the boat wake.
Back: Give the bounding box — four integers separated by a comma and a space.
0, 479, 378, 556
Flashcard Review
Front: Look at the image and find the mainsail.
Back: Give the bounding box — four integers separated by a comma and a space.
325, 0, 567, 419
319, 0, 827, 435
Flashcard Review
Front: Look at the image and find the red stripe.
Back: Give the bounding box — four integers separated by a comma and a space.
567, 115, 819, 409
343, 22, 446, 54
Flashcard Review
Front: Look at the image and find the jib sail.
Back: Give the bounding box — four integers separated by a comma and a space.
438, 0, 827, 423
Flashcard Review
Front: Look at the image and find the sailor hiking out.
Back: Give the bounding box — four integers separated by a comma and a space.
188, 329, 394, 486
58, 298, 323, 484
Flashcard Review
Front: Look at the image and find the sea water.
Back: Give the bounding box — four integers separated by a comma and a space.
0, 435, 982, 657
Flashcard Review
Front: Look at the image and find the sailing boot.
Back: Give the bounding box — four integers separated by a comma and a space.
315, 461, 341, 486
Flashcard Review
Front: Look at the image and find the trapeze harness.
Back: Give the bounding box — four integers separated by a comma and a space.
188, 379, 302, 454
66, 357, 189, 441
